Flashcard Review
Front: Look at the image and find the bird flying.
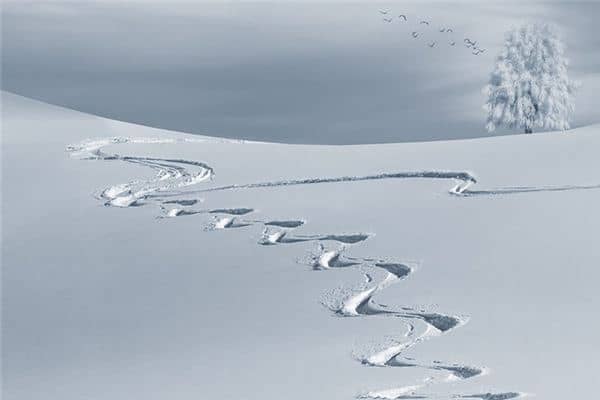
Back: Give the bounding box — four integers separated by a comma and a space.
464, 38, 477, 48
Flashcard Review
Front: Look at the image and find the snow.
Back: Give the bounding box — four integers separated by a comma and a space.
3, 91, 600, 400
484, 23, 577, 133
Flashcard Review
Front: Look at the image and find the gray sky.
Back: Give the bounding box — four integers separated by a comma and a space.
2, 1, 599, 144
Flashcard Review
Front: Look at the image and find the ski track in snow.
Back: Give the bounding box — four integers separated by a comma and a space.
65, 136, 598, 399
67, 137, 215, 207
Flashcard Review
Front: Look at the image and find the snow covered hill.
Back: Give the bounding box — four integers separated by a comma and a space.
3, 91, 599, 400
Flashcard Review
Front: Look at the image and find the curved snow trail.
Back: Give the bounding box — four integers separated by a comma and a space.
157, 170, 600, 198
323, 263, 481, 379
66, 137, 539, 400
69, 137, 600, 208
159, 170, 478, 197
67, 137, 215, 207
312, 248, 494, 398
297, 245, 520, 398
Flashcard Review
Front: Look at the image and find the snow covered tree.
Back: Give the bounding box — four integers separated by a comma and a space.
483, 23, 578, 134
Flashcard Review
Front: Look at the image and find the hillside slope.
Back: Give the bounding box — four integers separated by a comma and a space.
3, 91, 599, 400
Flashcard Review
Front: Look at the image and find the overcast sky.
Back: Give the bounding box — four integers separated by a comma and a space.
2, 1, 599, 144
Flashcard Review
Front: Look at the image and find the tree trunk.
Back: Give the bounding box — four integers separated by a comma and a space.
525, 127, 533, 134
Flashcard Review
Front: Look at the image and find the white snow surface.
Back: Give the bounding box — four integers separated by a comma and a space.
3, 91, 600, 400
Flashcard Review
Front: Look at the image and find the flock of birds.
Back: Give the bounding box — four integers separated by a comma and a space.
379, 9, 486, 55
